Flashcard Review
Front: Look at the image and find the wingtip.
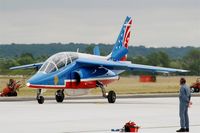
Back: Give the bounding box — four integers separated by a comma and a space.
182, 70, 190, 73
178, 69, 190, 73
9, 67, 16, 70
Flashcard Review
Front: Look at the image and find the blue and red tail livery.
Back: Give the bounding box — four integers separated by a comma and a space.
10, 16, 188, 104
110, 16, 132, 61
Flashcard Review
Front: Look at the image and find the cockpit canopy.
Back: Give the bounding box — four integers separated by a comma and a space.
39, 52, 78, 73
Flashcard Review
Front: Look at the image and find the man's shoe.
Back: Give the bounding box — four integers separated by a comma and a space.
176, 128, 186, 132
185, 128, 189, 132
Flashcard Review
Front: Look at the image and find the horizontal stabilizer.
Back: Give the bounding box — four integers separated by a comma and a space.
93, 46, 100, 56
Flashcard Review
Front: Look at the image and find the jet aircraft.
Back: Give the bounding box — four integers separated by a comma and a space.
10, 16, 188, 104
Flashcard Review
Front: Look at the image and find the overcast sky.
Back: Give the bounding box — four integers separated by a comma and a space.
0, 0, 199, 47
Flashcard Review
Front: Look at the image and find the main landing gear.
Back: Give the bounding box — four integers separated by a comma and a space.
55, 90, 65, 103
97, 81, 116, 103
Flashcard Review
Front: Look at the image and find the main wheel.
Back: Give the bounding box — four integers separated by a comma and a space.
55, 90, 65, 103
107, 90, 116, 103
37, 96, 44, 104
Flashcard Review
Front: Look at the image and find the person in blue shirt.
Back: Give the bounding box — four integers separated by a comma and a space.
176, 78, 191, 132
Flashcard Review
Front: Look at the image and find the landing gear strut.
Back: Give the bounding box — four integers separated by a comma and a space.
55, 90, 65, 103
36, 89, 44, 104
96, 81, 116, 103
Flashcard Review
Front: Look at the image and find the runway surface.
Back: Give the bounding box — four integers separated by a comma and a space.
0, 97, 200, 133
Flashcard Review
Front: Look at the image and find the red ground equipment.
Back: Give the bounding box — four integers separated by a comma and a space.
0, 80, 21, 96
139, 75, 156, 82
124, 121, 140, 132
190, 78, 200, 93
111, 121, 140, 132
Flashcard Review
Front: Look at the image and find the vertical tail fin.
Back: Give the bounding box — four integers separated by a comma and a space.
108, 16, 132, 61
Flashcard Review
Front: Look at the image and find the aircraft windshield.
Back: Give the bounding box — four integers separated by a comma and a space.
39, 52, 78, 73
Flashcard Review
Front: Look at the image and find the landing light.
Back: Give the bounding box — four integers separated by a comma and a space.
26, 82, 30, 87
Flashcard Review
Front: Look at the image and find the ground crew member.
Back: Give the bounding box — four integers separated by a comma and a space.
176, 78, 191, 132
7, 79, 16, 91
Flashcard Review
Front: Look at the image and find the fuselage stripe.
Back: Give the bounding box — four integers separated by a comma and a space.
28, 76, 119, 88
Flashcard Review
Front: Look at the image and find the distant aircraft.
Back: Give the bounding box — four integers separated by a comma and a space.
10, 16, 188, 104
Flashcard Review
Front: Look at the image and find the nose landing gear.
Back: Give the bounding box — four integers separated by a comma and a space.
36, 89, 45, 104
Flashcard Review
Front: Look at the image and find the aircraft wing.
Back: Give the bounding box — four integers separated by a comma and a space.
126, 63, 188, 73
76, 58, 188, 73
10, 62, 43, 70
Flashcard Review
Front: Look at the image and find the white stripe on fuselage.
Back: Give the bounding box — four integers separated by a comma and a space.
28, 76, 119, 88
66, 76, 119, 82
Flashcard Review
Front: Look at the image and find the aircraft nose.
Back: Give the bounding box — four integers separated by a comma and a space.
27, 72, 46, 86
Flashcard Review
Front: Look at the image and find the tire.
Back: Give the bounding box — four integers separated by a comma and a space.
13, 91, 17, 96
124, 125, 131, 132
37, 96, 44, 104
107, 90, 116, 103
55, 90, 65, 103
191, 88, 195, 93
196, 88, 200, 93
7, 92, 17, 97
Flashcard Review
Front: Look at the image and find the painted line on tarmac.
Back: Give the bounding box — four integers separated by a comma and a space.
142, 124, 200, 129
63, 129, 109, 133
51, 124, 200, 133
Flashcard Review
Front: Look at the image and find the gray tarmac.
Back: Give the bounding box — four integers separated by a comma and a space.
0, 93, 200, 102
0, 96, 200, 133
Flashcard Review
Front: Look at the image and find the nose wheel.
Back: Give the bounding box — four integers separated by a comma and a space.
96, 81, 116, 103
55, 90, 65, 103
37, 96, 44, 104
36, 89, 45, 104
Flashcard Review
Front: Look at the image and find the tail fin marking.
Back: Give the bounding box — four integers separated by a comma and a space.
110, 16, 132, 61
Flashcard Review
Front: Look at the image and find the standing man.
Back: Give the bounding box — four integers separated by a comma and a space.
176, 78, 191, 132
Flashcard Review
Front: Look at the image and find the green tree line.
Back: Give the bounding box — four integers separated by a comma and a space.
129, 50, 200, 75
0, 48, 199, 75
0, 43, 199, 59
